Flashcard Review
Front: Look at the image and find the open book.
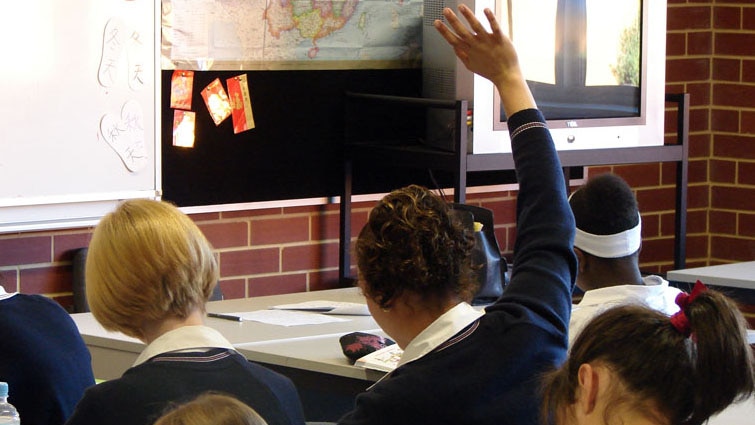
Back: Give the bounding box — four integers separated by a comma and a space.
354, 343, 403, 372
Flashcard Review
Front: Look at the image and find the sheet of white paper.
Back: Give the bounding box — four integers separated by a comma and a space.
270, 300, 370, 316
228, 309, 349, 326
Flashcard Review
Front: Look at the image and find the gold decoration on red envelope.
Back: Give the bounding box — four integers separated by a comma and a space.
170, 70, 194, 110
172, 110, 196, 148
201, 78, 232, 126
226, 74, 255, 134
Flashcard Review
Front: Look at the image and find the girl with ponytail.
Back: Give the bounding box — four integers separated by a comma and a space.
542, 280, 755, 425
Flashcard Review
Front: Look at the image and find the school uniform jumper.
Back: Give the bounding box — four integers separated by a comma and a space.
337, 109, 577, 425
65, 326, 305, 425
0, 290, 96, 425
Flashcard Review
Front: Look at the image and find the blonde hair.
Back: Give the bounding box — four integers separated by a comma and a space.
85, 199, 218, 338
154, 393, 268, 425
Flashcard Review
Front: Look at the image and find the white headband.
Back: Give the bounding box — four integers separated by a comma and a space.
574, 215, 642, 258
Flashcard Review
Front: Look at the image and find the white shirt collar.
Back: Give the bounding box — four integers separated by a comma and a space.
398, 302, 484, 367
0, 285, 17, 301
134, 325, 235, 366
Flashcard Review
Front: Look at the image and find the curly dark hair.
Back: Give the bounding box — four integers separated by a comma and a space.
355, 185, 477, 309
569, 173, 639, 235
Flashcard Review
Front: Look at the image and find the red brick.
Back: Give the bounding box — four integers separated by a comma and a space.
309, 270, 347, 292
53, 233, 92, 262
251, 216, 309, 245
613, 163, 661, 187
745, 7, 755, 30
711, 185, 755, 210
494, 227, 509, 254
711, 108, 740, 132
738, 161, 755, 185
0, 237, 52, 267
636, 187, 678, 212
685, 83, 711, 107
666, 58, 711, 82
641, 213, 661, 239
484, 199, 516, 226
219, 248, 279, 276
217, 279, 246, 299
712, 83, 755, 108
685, 209, 709, 234
687, 184, 710, 209
713, 133, 755, 159
687, 159, 709, 185
350, 210, 370, 239
738, 212, 755, 238
744, 59, 755, 83
283, 204, 320, 215
666, 32, 687, 56
248, 274, 307, 297
311, 211, 341, 242
712, 58, 741, 82
688, 107, 711, 133
20, 266, 71, 295
715, 32, 755, 56
0, 270, 17, 292
667, 6, 712, 31
710, 236, 755, 261
659, 212, 680, 238
688, 133, 712, 158
710, 158, 736, 183
710, 210, 736, 234
687, 31, 713, 55
223, 208, 281, 220
713, 6, 741, 30
685, 234, 710, 260
200, 221, 248, 249
281, 242, 339, 272
638, 237, 675, 264
188, 212, 220, 221
742, 111, 755, 134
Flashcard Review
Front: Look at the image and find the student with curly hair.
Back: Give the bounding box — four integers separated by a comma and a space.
337, 6, 578, 424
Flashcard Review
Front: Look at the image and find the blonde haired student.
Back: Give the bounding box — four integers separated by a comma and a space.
154, 393, 267, 425
65, 199, 305, 425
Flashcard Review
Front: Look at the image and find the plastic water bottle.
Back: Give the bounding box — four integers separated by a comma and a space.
0, 382, 20, 425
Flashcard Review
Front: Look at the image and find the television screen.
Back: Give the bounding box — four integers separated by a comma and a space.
495, 0, 642, 125
422, 0, 667, 154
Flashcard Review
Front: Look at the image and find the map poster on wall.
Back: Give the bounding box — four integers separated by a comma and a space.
161, 0, 422, 71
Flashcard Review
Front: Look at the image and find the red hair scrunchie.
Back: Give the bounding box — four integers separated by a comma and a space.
669, 280, 708, 336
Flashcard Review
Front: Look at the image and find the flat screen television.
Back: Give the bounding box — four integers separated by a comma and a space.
422, 0, 667, 154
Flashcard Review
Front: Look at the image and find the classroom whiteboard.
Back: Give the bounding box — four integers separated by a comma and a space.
0, 0, 159, 233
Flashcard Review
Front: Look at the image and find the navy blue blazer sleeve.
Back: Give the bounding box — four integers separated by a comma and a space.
486, 108, 577, 343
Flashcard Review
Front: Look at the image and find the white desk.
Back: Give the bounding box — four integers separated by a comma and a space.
667, 261, 755, 290
71, 287, 385, 380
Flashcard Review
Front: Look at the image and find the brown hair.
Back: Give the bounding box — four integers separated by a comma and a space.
85, 199, 218, 339
355, 185, 477, 309
542, 289, 755, 425
154, 393, 267, 425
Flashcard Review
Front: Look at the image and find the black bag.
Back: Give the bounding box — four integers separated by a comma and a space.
450, 204, 508, 305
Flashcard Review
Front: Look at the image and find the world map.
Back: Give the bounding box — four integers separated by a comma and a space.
162, 0, 422, 70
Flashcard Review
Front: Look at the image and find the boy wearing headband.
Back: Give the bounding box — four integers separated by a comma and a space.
567, 173, 682, 344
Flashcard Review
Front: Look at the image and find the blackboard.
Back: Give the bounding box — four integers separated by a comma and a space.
160, 68, 525, 207
0, 1, 158, 232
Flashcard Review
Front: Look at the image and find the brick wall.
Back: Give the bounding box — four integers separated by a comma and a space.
2, 2, 755, 319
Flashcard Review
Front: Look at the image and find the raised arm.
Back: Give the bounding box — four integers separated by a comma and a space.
433, 5, 535, 118
434, 5, 576, 335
